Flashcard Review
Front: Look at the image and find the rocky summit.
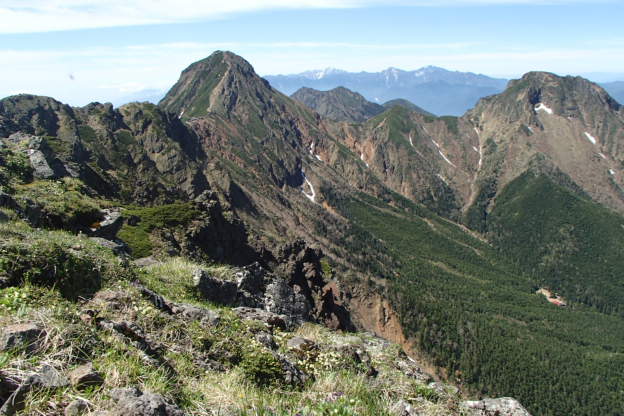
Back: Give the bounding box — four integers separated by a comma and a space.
1, 50, 623, 415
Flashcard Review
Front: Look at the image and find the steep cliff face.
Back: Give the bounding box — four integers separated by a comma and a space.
463, 72, 624, 228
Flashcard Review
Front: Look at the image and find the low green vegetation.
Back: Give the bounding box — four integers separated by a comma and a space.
0, 221, 131, 299
14, 178, 104, 230
117, 202, 201, 258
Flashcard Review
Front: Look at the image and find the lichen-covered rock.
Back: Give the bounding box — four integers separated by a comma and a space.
232, 307, 287, 329
286, 337, 317, 357
236, 262, 266, 306
264, 279, 311, 328
255, 332, 278, 350
461, 397, 532, 416
274, 353, 309, 387
37, 365, 69, 388
108, 387, 184, 416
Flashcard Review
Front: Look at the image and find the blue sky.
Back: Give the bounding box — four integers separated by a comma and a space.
1, 0, 623, 105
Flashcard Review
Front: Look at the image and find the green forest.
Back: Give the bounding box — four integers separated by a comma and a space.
335, 177, 624, 416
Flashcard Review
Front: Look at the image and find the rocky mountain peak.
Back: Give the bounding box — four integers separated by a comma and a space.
159, 50, 272, 119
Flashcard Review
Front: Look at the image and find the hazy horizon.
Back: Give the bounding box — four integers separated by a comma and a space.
1, 0, 623, 105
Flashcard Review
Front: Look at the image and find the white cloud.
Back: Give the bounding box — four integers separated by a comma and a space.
0, 0, 606, 34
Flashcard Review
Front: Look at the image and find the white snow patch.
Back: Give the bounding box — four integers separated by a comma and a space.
535, 103, 553, 114
599, 153, 607, 160
309, 143, 314, 155
473, 127, 480, 135
609, 169, 615, 175
301, 172, 317, 203
584, 132, 597, 145
315, 154, 322, 161
179, 109, 185, 118
528, 126, 534, 134
438, 150, 456, 167
409, 134, 414, 147
436, 174, 449, 185
360, 153, 369, 168
472, 146, 479, 153
431, 139, 441, 148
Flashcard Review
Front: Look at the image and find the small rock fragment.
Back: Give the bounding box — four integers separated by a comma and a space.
108, 387, 184, 416
461, 397, 532, 416
69, 363, 104, 389
64, 399, 89, 416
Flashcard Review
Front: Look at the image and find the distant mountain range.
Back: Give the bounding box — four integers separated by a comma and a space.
264, 66, 509, 116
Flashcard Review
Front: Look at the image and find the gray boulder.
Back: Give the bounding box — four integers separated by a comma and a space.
0, 375, 41, 415
193, 269, 237, 305
461, 398, 532, 416
264, 279, 311, 328
274, 353, 309, 387
108, 387, 184, 416
28, 148, 55, 179
236, 262, 266, 306
38, 365, 69, 388
0, 323, 45, 353
255, 332, 278, 350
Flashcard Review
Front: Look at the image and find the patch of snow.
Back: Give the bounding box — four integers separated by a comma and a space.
473, 127, 480, 135
472, 146, 479, 153
534, 103, 553, 114
179, 109, 185, 118
315, 154, 322, 161
360, 153, 369, 168
374, 97, 380, 103
599, 153, 607, 159
584, 132, 597, 145
609, 169, 615, 175
409, 134, 414, 147
436, 174, 449, 185
301, 172, 317, 203
431, 139, 441, 149
527, 126, 534, 134
309, 143, 314, 155
438, 150, 456, 167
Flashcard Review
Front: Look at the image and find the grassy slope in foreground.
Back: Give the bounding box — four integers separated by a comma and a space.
341, 192, 624, 416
